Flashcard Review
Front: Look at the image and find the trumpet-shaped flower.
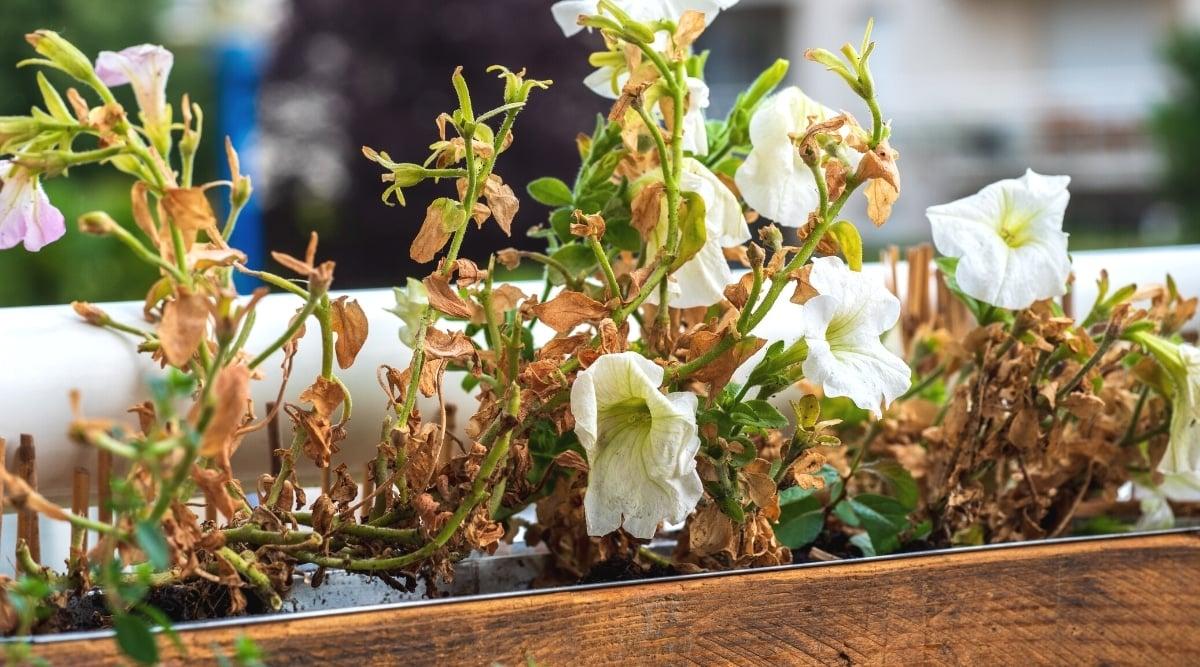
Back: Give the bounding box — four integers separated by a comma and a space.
645, 158, 751, 308
734, 86, 842, 227
926, 170, 1072, 310
571, 351, 703, 538
94, 44, 173, 133
551, 0, 741, 38
796, 256, 910, 414
388, 277, 429, 348
0, 160, 65, 252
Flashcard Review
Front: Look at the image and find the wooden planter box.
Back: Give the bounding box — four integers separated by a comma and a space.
15, 529, 1200, 664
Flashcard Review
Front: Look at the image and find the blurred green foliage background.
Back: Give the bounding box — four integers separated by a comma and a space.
0, 0, 217, 306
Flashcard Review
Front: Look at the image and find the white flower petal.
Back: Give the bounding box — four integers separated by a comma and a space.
583, 65, 624, 99
794, 258, 909, 413
681, 77, 710, 156
94, 45, 173, 129
571, 352, 703, 539
927, 169, 1072, 310
550, 0, 599, 36
734, 87, 838, 227
0, 161, 65, 253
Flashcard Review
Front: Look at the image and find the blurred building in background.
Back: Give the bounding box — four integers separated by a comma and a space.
1, 0, 1198, 306
705, 0, 1200, 249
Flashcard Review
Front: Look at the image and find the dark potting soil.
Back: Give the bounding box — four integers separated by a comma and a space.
577, 556, 679, 584
40, 579, 275, 634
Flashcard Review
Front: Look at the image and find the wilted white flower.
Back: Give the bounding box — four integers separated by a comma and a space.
551, 0, 741, 38
94, 44, 174, 133
571, 351, 703, 539
795, 256, 910, 414
734, 86, 842, 227
0, 160, 65, 252
388, 277, 429, 348
645, 158, 750, 308
926, 169, 1072, 310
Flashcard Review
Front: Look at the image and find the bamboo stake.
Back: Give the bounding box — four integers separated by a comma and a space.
16, 434, 39, 563
71, 467, 89, 568
96, 448, 112, 526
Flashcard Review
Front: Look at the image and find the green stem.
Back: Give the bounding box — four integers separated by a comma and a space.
588, 236, 622, 300
249, 292, 322, 370
218, 547, 282, 611
222, 525, 319, 547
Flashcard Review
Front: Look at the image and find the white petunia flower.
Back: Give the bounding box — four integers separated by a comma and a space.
926, 169, 1072, 310
388, 277, 429, 348
551, 0, 741, 38
0, 160, 65, 252
734, 86, 842, 227
571, 351, 703, 538
94, 44, 174, 138
796, 256, 911, 414
645, 158, 751, 308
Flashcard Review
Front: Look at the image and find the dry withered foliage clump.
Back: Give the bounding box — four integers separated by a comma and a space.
2, 13, 1199, 664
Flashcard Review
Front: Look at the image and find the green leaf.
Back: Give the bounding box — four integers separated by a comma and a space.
828, 220, 863, 270
135, 520, 171, 571
672, 191, 707, 270
549, 207, 574, 243
847, 494, 909, 555
860, 459, 919, 511
547, 244, 596, 285
528, 177, 574, 207
730, 400, 788, 431
849, 532, 875, 557
774, 503, 825, 548
114, 613, 159, 665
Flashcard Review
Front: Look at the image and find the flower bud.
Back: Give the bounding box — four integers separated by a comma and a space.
25, 31, 100, 87
0, 116, 41, 150
78, 210, 118, 235
71, 300, 109, 326
391, 163, 428, 188
758, 224, 783, 252
232, 175, 253, 209
741, 59, 789, 112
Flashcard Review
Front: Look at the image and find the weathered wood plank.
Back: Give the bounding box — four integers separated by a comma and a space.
28, 532, 1200, 665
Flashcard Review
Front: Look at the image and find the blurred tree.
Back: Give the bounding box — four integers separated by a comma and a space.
1151, 30, 1200, 245
0, 0, 218, 306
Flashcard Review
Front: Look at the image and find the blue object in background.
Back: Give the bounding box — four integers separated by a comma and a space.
216, 41, 265, 293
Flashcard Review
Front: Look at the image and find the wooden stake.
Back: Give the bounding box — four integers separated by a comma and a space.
16, 434, 39, 563
97, 448, 112, 526
71, 467, 90, 559
266, 401, 282, 477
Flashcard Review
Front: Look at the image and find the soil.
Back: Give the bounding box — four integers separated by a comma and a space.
577, 557, 678, 584
39, 579, 275, 634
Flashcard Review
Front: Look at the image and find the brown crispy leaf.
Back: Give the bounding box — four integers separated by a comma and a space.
330, 297, 369, 369
483, 174, 519, 236
530, 290, 610, 334
299, 376, 346, 418
162, 187, 217, 233
198, 363, 251, 466
423, 272, 475, 319
159, 289, 209, 367
630, 182, 665, 239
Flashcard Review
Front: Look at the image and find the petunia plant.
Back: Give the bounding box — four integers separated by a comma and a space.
0, 4, 1198, 662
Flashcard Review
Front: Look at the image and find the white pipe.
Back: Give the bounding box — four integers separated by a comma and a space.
1, 245, 1197, 500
